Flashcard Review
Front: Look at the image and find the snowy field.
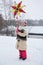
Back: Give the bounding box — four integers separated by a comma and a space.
29, 26, 43, 33
0, 36, 43, 65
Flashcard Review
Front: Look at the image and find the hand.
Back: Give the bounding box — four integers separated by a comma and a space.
16, 27, 19, 34
20, 29, 24, 33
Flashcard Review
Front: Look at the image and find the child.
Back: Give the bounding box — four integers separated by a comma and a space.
16, 20, 28, 60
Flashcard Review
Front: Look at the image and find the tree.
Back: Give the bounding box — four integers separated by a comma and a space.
0, 14, 4, 30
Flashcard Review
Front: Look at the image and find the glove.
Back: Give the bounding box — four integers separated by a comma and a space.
20, 29, 24, 33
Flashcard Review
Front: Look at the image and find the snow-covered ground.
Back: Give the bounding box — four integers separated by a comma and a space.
29, 26, 43, 33
0, 36, 43, 65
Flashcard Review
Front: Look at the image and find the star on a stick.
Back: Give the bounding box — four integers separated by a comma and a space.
11, 1, 26, 17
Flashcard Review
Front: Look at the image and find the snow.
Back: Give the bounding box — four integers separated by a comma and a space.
0, 36, 43, 65
7, 26, 16, 31
1, 26, 16, 32
29, 26, 43, 34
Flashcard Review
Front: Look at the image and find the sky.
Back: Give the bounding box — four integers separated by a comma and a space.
0, 0, 43, 20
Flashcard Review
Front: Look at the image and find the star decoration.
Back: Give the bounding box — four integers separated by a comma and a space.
11, 1, 26, 17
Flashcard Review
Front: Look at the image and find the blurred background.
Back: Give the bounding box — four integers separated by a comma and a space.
0, 0, 43, 37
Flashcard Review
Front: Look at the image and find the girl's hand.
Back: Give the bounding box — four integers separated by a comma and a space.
16, 27, 19, 34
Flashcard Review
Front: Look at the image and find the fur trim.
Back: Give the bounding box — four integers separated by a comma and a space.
17, 34, 27, 40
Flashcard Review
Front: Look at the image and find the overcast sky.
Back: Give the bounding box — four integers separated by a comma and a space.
0, 0, 43, 20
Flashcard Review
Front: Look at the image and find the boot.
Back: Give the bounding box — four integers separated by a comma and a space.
19, 57, 22, 59
22, 58, 26, 60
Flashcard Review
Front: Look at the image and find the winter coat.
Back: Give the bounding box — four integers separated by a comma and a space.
16, 39, 27, 50
16, 28, 27, 50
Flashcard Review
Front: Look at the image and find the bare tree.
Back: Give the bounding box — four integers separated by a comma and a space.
0, 14, 4, 30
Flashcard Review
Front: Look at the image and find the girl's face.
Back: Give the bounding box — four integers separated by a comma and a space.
20, 22, 27, 26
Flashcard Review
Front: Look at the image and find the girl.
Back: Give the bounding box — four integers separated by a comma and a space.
16, 20, 28, 60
